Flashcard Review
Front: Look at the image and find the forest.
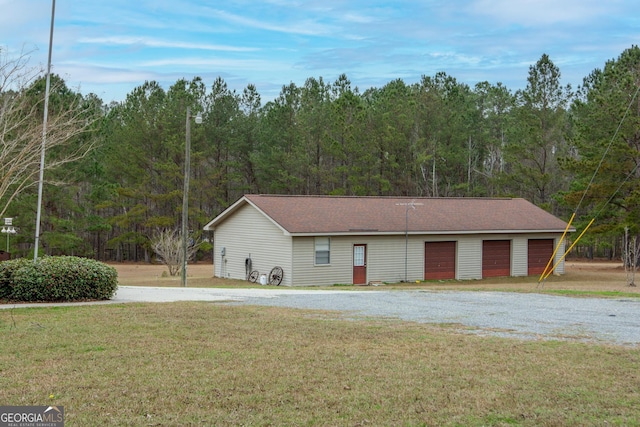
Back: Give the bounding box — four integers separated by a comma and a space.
1, 46, 639, 263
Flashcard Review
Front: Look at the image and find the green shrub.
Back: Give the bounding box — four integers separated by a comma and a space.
6, 256, 118, 302
0, 258, 32, 299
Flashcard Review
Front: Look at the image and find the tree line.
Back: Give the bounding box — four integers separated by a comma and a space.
1, 46, 639, 262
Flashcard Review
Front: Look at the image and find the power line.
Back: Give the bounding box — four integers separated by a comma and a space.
575, 84, 640, 214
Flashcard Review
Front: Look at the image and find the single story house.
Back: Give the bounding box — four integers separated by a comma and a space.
203, 194, 574, 286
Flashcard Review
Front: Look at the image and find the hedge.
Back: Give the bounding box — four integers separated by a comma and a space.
0, 256, 118, 302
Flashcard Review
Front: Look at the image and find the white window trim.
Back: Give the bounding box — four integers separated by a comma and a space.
314, 237, 331, 266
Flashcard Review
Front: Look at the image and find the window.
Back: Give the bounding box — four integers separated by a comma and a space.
315, 237, 330, 265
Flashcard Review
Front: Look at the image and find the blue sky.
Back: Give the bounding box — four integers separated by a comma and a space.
1, 0, 638, 104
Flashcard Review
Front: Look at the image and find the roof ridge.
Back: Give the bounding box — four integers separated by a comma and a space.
248, 194, 515, 201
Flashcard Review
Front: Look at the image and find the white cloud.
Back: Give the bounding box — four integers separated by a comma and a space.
2, 0, 638, 104
203, 8, 337, 37
56, 63, 155, 84
77, 36, 258, 52
342, 13, 377, 24
140, 57, 280, 70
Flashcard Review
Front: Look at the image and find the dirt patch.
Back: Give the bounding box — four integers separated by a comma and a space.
444, 260, 639, 293
543, 260, 638, 291
109, 259, 640, 292
110, 262, 220, 287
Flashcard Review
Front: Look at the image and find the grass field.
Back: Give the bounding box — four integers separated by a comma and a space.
1, 260, 639, 426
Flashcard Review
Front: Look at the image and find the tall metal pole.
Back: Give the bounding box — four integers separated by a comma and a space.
34, 0, 56, 262
404, 203, 409, 282
396, 200, 421, 282
182, 107, 192, 287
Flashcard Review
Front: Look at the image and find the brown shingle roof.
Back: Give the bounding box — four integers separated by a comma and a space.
206, 195, 572, 235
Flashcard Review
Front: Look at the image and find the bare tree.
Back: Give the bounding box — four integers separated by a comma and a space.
151, 229, 200, 276
0, 48, 96, 217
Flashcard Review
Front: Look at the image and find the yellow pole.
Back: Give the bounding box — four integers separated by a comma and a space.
539, 212, 575, 282
543, 218, 595, 281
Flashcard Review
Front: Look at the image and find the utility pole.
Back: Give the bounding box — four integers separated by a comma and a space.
395, 200, 423, 282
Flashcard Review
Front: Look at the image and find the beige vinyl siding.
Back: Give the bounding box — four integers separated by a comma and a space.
218, 222, 569, 285
368, 235, 425, 284
457, 236, 483, 279
292, 235, 424, 286
554, 237, 566, 274
292, 237, 351, 286
214, 204, 292, 285
511, 236, 528, 277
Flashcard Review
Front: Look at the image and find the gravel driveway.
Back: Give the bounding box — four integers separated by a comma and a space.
4, 286, 639, 346
117, 286, 640, 346
236, 290, 640, 346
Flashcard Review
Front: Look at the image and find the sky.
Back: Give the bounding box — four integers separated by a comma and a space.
1, 0, 638, 105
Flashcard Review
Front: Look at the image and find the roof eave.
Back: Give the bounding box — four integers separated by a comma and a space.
203, 196, 249, 231
289, 228, 575, 237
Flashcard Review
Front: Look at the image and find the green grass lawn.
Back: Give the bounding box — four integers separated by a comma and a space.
1, 302, 639, 426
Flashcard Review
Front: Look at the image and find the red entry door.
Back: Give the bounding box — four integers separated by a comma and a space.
353, 244, 367, 284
